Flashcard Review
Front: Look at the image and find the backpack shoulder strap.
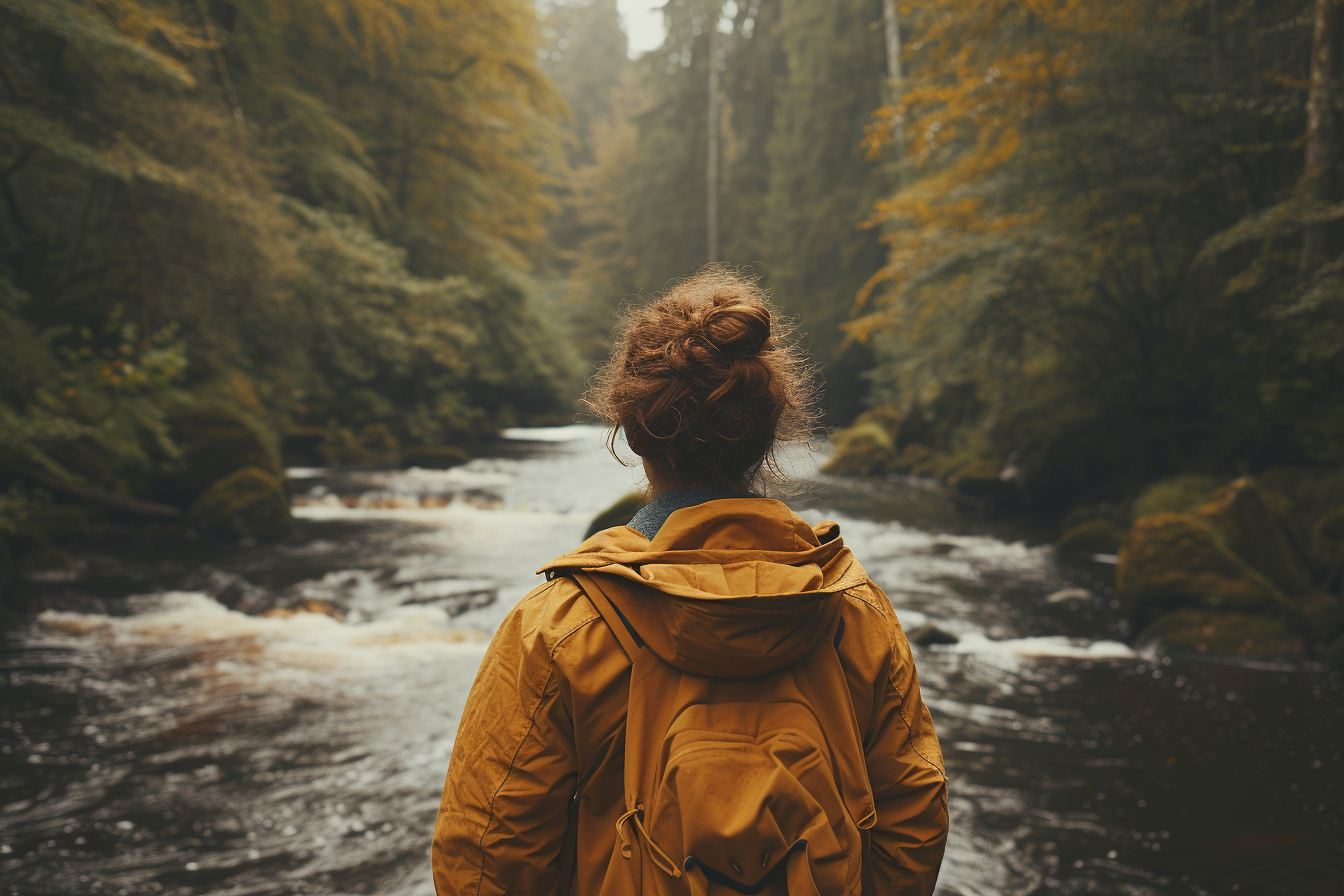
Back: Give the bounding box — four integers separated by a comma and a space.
568, 571, 644, 661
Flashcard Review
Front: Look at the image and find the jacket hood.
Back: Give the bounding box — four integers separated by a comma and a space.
540, 498, 866, 677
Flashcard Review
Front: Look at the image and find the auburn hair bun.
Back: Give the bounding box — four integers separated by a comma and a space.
585, 266, 817, 493
700, 299, 769, 358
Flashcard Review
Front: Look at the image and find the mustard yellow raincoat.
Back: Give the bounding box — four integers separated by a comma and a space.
432, 498, 948, 895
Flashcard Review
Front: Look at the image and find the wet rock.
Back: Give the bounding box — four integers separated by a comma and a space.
584, 492, 648, 540
1046, 587, 1096, 604
1055, 519, 1126, 557
1116, 513, 1279, 628
401, 445, 470, 469
188, 567, 270, 613
1132, 475, 1220, 519
1136, 608, 1304, 661
189, 466, 292, 541
1197, 477, 1312, 597
948, 460, 1003, 498
822, 420, 896, 475
908, 623, 960, 646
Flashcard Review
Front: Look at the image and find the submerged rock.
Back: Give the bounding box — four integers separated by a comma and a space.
1046, 587, 1096, 604
1055, 519, 1127, 557
189, 466, 292, 541
1136, 608, 1304, 661
1116, 513, 1279, 628
585, 492, 648, 539
1196, 477, 1312, 597
908, 624, 960, 646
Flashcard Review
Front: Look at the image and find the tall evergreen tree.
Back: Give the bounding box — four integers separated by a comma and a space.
758, 0, 889, 422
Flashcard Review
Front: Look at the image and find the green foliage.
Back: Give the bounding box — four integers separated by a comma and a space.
559, 0, 889, 419
0, 0, 574, 553
1133, 476, 1221, 520
855, 0, 1344, 513
758, 0, 888, 421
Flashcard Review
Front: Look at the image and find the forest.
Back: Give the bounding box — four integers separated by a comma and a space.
0, 0, 578, 561
2, 0, 1344, 659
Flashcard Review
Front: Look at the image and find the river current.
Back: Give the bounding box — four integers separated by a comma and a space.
2, 426, 1340, 895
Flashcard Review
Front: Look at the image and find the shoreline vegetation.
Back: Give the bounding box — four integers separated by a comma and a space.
823, 406, 1344, 667
4, 0, 1344, 680
0, 0, 581, 596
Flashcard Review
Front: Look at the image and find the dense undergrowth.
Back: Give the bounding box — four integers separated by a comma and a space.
0, 0, 578, 573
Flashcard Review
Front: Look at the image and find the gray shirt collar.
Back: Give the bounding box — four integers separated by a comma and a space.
626, 488, 746, 540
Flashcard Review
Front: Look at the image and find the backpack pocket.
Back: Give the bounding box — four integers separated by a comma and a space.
639, 701, 868, 896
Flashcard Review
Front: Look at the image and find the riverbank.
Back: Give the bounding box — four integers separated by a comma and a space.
824, 408, 1344, 667
2, 426, 1339, 896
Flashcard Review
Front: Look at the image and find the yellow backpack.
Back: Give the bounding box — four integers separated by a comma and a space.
572, 572, 877, 896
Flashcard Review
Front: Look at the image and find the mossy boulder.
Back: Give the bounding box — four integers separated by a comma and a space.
885, 443, 936, 475
1311, 507, 1344, 590
1055, 518, 1127, 557
1292, 591, 1344, 641
1197, 477, 1312, 597
1328, 634, 1344, 669
852, 406, 903, 442
166, 404, 282, 503
1117, 513, 1280, 627
948, 459, 1003, 498
823, 421, 896, 475
189, 466, 292, 541
402, 445, 470, 469
1132, 475, 1220, 519
584, 492, 649, 540
1135, 608, 1304, 661
908, 623, 959, 646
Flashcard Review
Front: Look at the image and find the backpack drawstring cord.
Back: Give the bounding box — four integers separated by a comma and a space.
616, 805, 683, 880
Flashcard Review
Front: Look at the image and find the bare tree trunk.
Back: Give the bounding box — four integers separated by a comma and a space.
707, 20, 721, 262
1303, 0, 1339, 268
881, 0, 906, 161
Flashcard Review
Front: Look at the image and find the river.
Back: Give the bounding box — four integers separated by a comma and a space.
2, 426, 1340, 896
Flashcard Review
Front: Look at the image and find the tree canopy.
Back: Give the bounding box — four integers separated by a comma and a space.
0, 0, 575, 554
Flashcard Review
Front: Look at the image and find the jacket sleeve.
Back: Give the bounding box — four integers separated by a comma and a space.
862, 588, 949, 896
432, 582, 578, 896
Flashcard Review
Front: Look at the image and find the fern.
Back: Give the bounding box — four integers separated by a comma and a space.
0, 0, 194, 86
